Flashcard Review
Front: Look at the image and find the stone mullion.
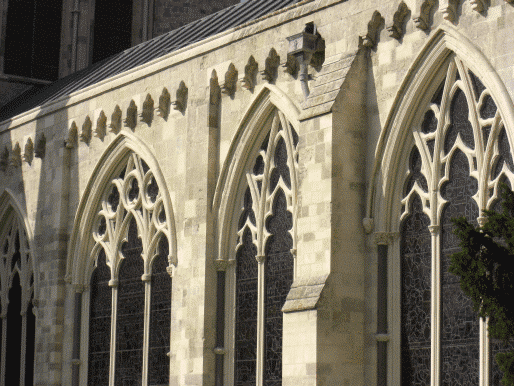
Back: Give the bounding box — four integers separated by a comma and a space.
429, 224, 440, 386
20, 312, 27, 386
477, 215, 488, 386
109, 283, 118, 386
141, 274, 151, 386
0, 317, 6, 383
255, 255, 265, 386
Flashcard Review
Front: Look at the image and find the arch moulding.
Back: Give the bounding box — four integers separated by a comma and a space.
66, 132, 178, 289
213, 84, 301, 263
366, 23, 514, 233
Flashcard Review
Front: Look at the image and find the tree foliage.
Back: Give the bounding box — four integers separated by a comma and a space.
450, 183, 514, 385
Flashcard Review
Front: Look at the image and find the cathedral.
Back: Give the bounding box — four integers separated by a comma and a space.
1, 0, 514, 384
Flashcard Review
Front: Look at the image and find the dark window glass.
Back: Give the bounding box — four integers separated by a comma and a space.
269, 136, 291, 191
404, 147, 428, 195
480, 95, 497, 120
3, 0, 62, 80
444, 89, 475, 154
492, 128, 514, 179
264, 189, 294, 385
440, 149, 479, 385
234, 226, 258, 386
421, 110, 438, 134
88, 249, 111, 385
115, 217, 144, 385
148, 236, 171, 385
469, 71, 486, 102
92, 1, 133, 63
6, 273, 22, 385
400, 195, 431, 385
25, 295, 35, 386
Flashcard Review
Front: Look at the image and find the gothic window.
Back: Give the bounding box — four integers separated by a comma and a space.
87, 152, 172, 385
399, 57, 514, 384
0, 209, 35, 385
231, 110, 298, 385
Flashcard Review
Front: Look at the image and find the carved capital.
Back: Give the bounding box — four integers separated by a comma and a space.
214, 347, 226, 355
141, 273, 152, 282
256, 254, 265, 264
374, 232, 396, 245
428, 225, 440, 235
375, 333, 390, 342
214, 259, 235, 271
109, 279, 119, 287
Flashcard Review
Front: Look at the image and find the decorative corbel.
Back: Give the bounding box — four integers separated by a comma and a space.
124, 100, 137, 130
261, 48, 280, 83
0, 147, 8, 171
221, 63, 238, 96
171, 81, 188, 113
66, 121, 78, 149
387, 1, 410, 40
413, 0, 436, 31
109, 105, 122, 133
374, 232, 397, 245
10, 142, 21, 167
209, 70, 221, 129
360, 11, 384, 48
282, 54, 299, 78
140, 94, 154, 126
80, 116, 92, 144
470, 0, 488, 12
34, 134, 46, 159
157, 88, 171, 119
95, 111, 107, 140
241, 56, 258, 90
214, 259, 235, 271
363, 217, 374, 234
23, 138, 34, 165
440, 0, 459, 22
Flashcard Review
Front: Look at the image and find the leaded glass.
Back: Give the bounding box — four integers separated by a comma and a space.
238, 188, 256, 230
234, 227, 258, 386
404, 147, 428, 194
421, 110, 437, 134
264, 190, 294, 385
492, 128, 514, 179
400, 195, 431, 385
88, 249, 111, 385
115, 217, 144, 385
6, 273, 22, 385
440, 149, 479, 385
480, 94, 497, 120
270, 137, 291, 191
148, 236, 171, 386
108, 185, 120, 212
444, 89, 475, 154
147, 177, 159, 203
432, 78, 445, 106
469, 71, 486, 101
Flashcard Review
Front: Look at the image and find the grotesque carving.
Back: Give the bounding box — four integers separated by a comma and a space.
157, 88, 171, 119
23, 138, 34, 165
34, 134, 46, 159
66, 121, 78, 149
261, 48, 280, 83
10, 142, 21, 167
124, 100, 137, 130
172, 81, 188, 113
80, 116, 92, 144
95, 111, 107, 140
440, 0, 459, 22
360, 11, 384, 48
140, 94, 154, 126
387, 2, 410, 40
110, 105, 122, 133
241, 56, 258, 90
221, 63, 238, 96
413, 0, 436, 31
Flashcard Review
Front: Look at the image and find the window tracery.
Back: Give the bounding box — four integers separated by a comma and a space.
0, 208, 35, 385
399, 57, 514, 384
87, 152, 172, 385
232, 110, 298, 385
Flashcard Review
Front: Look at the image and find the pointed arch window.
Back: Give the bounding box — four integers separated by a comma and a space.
399, 56, 514, 384
0, 207, 35, 385
224, 110, 298, 385
85, 152, 172, 385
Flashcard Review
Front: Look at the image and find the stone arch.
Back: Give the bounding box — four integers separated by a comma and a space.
66, 131, 177, 289
367, 24, 514, 233
213, 84, 301, 262
0, 188, 38, 308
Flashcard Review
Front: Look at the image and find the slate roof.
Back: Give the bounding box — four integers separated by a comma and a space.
0, 0, 303, 122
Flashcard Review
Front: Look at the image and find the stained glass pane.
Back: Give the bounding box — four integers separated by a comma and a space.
440, 149, 479, 385
405, 147, 428, 194
400, 194, 431, 385
234, 226, 258, 386
88, 249, 112, 385
444, 89, 475, 154
270, 137, 291, 191
115, 217, 144, 385
6, 273, 22, 385
148, 236, 171, 386
264, 190, 294, 385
